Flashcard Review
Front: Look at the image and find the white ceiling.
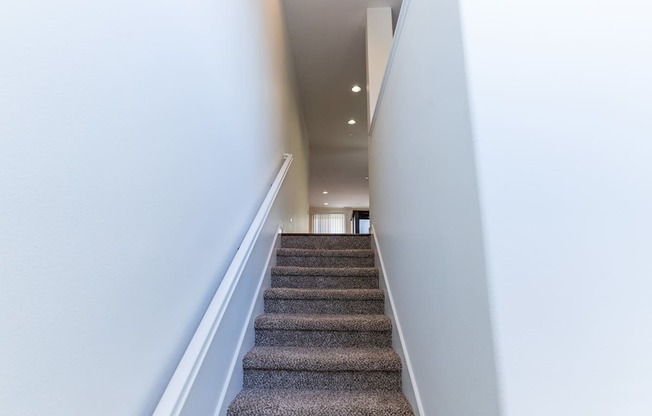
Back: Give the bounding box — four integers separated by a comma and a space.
282, 0, 403, 209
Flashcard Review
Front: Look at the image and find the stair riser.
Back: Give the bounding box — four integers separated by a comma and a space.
243, 370, 401, 391
277, 256, 374, 268
255, 330, 392, 348
281, 235, 371, 250
227, 390, 415, 416
265, 299, 385, 315
272, 275, 379, 289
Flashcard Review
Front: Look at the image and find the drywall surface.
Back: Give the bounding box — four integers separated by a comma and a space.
460, 1, 652, 415
371, 232, 422, 415
366, 7, 394, 126
368, 0, 501, 415
0, 0, 308, 414
181, 167, 288, 416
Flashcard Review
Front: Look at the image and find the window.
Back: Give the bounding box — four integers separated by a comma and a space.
312, 213, 346, 234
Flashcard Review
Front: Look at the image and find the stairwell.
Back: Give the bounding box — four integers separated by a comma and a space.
227, 234, 414, 415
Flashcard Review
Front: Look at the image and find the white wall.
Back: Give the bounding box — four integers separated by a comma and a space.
368, 0, 501, 415
0, 0, 308, 414
460, 1, 652, 415
366, 7, 394, 127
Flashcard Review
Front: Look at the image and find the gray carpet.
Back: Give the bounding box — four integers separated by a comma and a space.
227, 234, 415, 416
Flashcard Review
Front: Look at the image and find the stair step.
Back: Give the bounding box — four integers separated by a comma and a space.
264, 288, 385, 314
254, 314, 392, 347
243, 346, 401, 371
272, 266, 379, 277
227, 389, 414, 416
243, 347, 402, 390
276, 248, 374, 268
243, 369, 401, 390
281, 233, 371, 250
255, 314, 391, 331
264, 288, 384, 300
272, 266, 379, 288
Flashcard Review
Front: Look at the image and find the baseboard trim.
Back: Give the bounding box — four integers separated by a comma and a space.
371, 226, 425, 416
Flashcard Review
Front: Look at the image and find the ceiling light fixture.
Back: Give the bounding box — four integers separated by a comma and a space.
365, 177, 369, 180
348, 119, 356, 125
352, 85, 362, 93
322, 191, 328, 194
324, 202, 329, 206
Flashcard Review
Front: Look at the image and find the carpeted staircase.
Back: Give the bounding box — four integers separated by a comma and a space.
227, 234, 414, 416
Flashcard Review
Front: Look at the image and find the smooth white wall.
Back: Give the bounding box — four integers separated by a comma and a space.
460, 1, 652, 415
366, 7, 394, 127
368, 0, 501, 415
0, 0, 308, 414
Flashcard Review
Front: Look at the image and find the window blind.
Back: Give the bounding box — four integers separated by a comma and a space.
312, 213, 346, 234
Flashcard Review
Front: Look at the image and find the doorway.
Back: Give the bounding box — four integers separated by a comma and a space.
351, 210, 370, 234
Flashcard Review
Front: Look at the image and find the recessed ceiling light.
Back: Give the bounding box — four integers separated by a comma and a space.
352, 85, 362, 93
324, 202, 329, 206
322, 191, 328, 194
348, 133, 353, 136
348, 119, 356, 125
365, 177, 369, 180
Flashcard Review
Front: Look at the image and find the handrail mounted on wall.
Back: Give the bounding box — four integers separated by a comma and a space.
153, 153, 294, 416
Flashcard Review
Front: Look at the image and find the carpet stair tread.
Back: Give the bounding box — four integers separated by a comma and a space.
264, 288, 384, 301
277, 248, 374, 258
243, 346, 401, 371
255, 314, 391, 332
281, 234, 371, 250
271, 266, 378, 276
227, 389, 413, 416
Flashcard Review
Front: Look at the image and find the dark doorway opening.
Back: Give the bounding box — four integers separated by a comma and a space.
351, 210, 370, 234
